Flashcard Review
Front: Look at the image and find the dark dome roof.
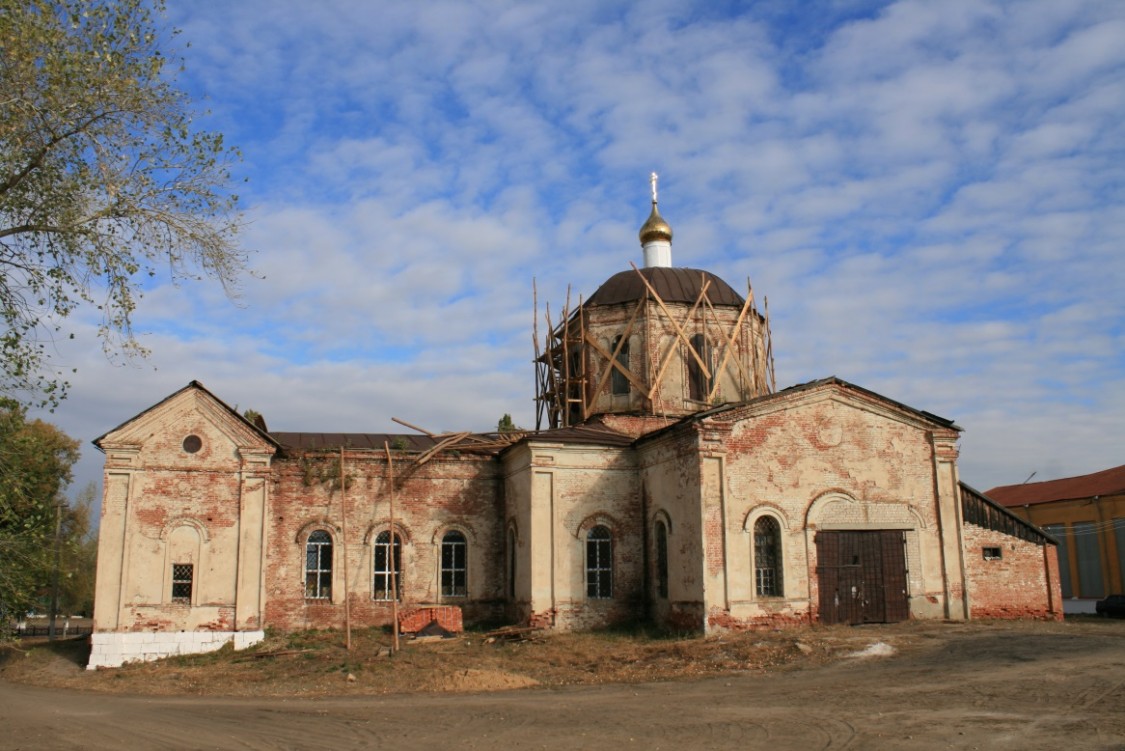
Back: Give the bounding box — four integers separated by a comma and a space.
586, 267, 744, 307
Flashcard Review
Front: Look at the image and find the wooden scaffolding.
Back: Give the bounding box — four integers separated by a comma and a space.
534, 265, 775, 430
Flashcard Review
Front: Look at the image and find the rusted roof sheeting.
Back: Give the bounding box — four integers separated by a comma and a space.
986, 464, 1125, 507
270, 432, 439, 451
522, 423, 634, 447
586, 267, 744, 307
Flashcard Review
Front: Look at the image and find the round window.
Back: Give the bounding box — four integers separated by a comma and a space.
182, 435, 202, 454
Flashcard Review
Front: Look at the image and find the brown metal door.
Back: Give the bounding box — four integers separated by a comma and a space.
816, 531, 908, 625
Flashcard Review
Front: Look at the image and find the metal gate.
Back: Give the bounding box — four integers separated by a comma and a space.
815, 530, 909, 625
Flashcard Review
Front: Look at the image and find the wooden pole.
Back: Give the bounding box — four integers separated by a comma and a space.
340, 446, 351, 651
383, 441, 400, 654
48, 498, 63, 641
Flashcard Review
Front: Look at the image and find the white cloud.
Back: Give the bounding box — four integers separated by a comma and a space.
30, 0, 1125, 508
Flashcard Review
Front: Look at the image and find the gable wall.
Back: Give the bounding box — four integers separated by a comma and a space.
93, 390, 271, 637
707, 389, 962, 628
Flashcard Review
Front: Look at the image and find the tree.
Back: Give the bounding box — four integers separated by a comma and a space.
0, 400, 79, 627
0, 0, 246, 409
53, 481, 98, 617
497, 414, 522, 433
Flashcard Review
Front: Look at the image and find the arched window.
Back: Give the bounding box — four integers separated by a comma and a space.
586, 525, 613, 599
567, 349, 583, 425
654, 519, 669, 599
688, 333, 713, 401
754, 516, 783, 597
373, 530, 402, 601
507, 528, 517, 599
441, 530, 467, 598
611, 335, 630, 395
305, 530, 332, 599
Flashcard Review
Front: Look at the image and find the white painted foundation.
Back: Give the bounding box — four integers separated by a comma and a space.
86, 630, 265, 669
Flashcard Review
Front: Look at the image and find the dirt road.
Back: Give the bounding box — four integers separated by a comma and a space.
2, 621, 1123, 750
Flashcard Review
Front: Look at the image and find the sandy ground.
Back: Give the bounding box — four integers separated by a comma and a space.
2, 619, 1124, 750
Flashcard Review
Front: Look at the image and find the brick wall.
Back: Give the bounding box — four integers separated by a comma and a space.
398, 605, 463, 634
263, 450, 505, 632
962, 524, 1062, 620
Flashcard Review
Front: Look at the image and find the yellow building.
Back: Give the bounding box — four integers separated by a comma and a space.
988, 465, 1125, 599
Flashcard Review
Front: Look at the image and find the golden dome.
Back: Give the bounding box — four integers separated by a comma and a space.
639, 201, 673, 245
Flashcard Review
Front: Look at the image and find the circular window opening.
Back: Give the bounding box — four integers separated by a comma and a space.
182, 435, 203, 454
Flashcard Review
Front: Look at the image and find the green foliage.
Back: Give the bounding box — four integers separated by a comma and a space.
497, 414, 522, 433
298, 454, 353, 491
0, 400, 80, 622
0, 0, 246, 409
54, 481, 98, 616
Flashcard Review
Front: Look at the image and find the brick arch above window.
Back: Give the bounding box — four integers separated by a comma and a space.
294, 519, 340, 544
742, 504, 790, 533
159, 516, 210, 543
363, 521, 413, 546
575, 512, 619, 539
650, 508, 674, 536
806, 490, 926, 531
430, 521, 478, 546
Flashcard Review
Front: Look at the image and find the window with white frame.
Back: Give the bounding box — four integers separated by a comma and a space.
305, 530, 332, 599
373, 530, 402, 601
586, 525, 613, 599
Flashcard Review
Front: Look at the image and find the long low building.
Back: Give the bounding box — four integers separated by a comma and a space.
988, 465, 1125, 600
88, 194, 1062, 668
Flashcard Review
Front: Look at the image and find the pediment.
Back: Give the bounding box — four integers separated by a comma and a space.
95, 382, 278, 465
712, 377, 960, 435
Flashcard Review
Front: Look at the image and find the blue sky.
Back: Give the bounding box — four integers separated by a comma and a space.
40, 0, 1125, 499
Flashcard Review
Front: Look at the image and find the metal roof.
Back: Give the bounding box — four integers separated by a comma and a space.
520, 422, 635, 447
585, 267, 744, 307
986, 464, 1125, 507
270, 432, 439, 451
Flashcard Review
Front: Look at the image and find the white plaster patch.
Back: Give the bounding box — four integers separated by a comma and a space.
86, 630, 265, 669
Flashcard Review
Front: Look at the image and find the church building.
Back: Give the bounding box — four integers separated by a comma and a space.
88, 185, 1061, 668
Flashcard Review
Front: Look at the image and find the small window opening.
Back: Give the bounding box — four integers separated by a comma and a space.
508, 528, 517, 599
182, 434, 202, 454
655, 520, 669, 599
982, 547, 1002, 561
688, 333, 713, 402
611, 335, 630, 395
171, 563, 193, 602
